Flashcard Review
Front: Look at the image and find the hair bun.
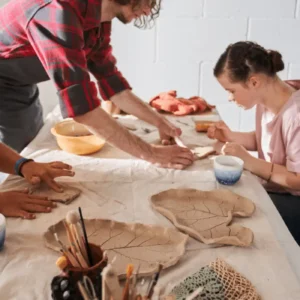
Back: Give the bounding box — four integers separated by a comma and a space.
268, 50, 284, 73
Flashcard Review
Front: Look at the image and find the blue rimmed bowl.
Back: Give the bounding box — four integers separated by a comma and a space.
214, 155, 244, 185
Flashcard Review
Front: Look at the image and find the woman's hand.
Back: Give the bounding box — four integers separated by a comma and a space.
207, 121, 233, 143
222, 142, 252, 169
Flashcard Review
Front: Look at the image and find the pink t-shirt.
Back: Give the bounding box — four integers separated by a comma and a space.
256, 90, 300, 196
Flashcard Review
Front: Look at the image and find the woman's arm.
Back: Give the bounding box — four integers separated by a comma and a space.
246, 156, 300, 190
222, 142, 300, 190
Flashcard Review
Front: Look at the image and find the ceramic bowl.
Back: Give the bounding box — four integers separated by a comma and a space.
213, 155, 244, 185
0, 214, 6, 251
51, 119, 105, 155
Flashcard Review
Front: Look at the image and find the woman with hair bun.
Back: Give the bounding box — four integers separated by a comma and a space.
208, 41, 300, 245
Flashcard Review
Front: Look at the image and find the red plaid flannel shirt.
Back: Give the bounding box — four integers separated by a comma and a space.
0, 0, 131, 117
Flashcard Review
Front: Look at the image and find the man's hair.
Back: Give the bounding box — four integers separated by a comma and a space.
114, 0, 161, 28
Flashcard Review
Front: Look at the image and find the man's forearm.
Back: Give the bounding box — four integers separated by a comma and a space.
229, 131, 257, 151
0, 143, 22, 174
110, 90, 164, 127
74, 107, 153, 160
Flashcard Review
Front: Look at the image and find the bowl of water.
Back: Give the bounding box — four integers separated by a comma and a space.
214, 155, 244, 185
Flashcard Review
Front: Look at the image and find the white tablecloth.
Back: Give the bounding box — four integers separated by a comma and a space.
0, 106, 300, 300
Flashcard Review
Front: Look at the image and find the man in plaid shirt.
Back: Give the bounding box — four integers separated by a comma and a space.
0, 0, 194, 169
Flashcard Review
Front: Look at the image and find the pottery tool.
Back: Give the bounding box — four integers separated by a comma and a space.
95, 251, 108, 299
54, 233, 81, 268
146, 264, 163, 299
174, 136, 188, 148
78, 281, 92, 300
83, 275, 98, 300
64, 214, 88, 268
56, 255, 69, 277
102, 263, 122, 300
186, 286, 204, 300
122, 264, 134, 300
79, 207, 94, 266
62, 219, 77, 255
66, 210, 89, 263
131, 264, 140, 300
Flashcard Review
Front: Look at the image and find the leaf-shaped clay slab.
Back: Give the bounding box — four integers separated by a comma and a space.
44, 219, 188, 278
151, 189, 255, 247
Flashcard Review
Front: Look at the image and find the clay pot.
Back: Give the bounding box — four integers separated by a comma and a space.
68, 243, 107, 281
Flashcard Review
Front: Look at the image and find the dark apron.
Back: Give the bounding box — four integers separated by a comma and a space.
0, 56, 49, 152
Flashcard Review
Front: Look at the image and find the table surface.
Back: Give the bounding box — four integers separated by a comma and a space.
0, 106, 300, 300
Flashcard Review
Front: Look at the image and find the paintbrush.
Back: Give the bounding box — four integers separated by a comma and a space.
62, 219, 77, 255
131, 264, 140, 300
63, 216, 88, 268
146, 264, 163, 299
122, 264, 134, 300
79, 207, 94, 266
66, 210, 89, 264
54, 233, 81, 268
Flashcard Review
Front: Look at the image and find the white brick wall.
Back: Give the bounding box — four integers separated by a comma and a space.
112, 0, 300, 131
1, 0, 300, 131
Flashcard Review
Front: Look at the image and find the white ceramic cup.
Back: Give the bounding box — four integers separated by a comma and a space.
214, 155, 244, 185
0, 213, 6, 250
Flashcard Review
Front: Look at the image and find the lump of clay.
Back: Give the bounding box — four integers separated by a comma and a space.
29, 183, 81, 205
191, 146, 216, 159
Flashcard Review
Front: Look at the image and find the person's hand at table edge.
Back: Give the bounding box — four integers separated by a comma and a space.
0, 189, 57, 219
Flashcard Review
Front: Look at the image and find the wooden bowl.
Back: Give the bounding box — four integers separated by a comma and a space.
51, 119, 105, 155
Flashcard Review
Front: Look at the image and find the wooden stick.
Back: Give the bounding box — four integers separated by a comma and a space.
55, 233, 81, 268
72, 223, 89, 264
63, 220, 77, 256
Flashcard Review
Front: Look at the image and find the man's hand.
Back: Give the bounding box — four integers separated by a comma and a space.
149, 144, 194, 169
157, 118, 182, 145
21, 161, 74, 192
0, 190, 57, 219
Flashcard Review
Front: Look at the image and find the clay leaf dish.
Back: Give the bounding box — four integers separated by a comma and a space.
29, 182, 81, 204
151, 189, 255, 247
44, 219, 188, 278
